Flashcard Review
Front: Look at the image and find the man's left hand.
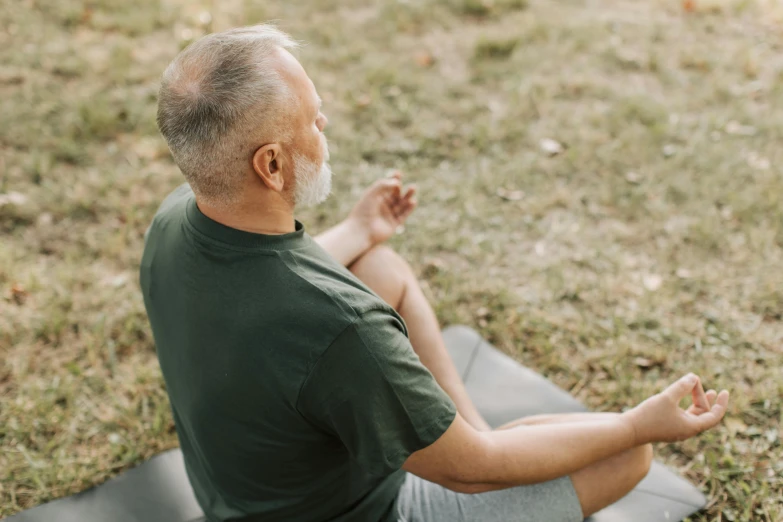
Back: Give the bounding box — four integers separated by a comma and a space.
348, 171, 417, 247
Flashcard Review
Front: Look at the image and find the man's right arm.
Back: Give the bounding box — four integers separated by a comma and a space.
403, 374, 729, 494
403, 413, 636, 493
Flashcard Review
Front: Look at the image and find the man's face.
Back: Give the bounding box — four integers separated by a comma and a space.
274, 49, 331, 208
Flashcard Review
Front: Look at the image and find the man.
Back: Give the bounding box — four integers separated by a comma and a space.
141, 25, 729, 522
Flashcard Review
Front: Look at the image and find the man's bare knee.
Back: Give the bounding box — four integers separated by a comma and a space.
349, 246, 412, 309
636, 443, 654, 481
620, 443, 653, 492
573, 443, 653, 518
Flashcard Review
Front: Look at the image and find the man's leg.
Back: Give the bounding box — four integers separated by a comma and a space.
502, 412, 654, 518
348, 245, 491, 431
571, 443, 653, 517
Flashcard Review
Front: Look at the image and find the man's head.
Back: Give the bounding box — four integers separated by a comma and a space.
157, 25, 331, 210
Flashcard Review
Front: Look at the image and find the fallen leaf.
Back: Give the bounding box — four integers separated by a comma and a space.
746, 151, 770, 170
745, 425, 763, 437
724, 417, 747, 435
180, 28, 195, 42
81, 6, 93, 24
0, 191, 28, 207
198, 11, 212, 25
36, 213, 53, 227
676, 268, 692, 279
386, 85, 402, 97
539, 138, 564, 156
133, 137, 168, 161
725, 120, 757, 136
643, 274, 663, 291
496, 188, 524, 201
633, 357, 654, 368
625, 171, 643, 184
692, 0, 727, 13
111, 274, 129, 288
662, 144, 677, 157
10, 283, 27, 305
0, 72, 25, 86
422, 258, 445, 277
102, 273, 130, 288
414, 51, 434, 68
356, 94, 371, 107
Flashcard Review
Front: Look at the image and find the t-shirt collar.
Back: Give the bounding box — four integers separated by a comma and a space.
186, 195, 307, 250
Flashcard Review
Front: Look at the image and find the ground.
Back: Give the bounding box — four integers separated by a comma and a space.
0, 0, 781, 520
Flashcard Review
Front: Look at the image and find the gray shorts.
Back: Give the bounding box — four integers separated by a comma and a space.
394, 472, 584, 522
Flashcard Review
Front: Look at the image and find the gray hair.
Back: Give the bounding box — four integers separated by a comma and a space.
157, 25, 299, 206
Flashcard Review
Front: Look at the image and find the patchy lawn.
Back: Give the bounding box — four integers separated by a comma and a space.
1, 0, 781, 520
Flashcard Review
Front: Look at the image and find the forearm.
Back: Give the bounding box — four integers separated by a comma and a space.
409, 375, 729, 495
314, 218, 373, 267
494, 412, 620, 431
463, 416, 636, 490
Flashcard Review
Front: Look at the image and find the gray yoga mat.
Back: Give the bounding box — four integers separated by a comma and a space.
5, 325, 706, 522
442, 325, 706, 522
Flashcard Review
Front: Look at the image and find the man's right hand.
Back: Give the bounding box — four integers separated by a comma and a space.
622, 374, 730, 445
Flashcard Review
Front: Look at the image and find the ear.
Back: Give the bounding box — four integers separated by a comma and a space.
252, 144, 285, 192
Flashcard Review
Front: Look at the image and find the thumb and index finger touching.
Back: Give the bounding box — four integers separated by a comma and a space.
372, 171, 404, 191
665, 373, 730, 432
689, 389, 730, 432
376, 171, 417, 203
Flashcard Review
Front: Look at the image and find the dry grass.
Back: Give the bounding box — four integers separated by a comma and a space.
1, 0, 781, 520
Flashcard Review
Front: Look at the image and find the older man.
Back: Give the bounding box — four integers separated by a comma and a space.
141, 25, 729, 522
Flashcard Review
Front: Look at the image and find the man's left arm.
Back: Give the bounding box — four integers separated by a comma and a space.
314, 219, 375, 267
314, 171, 416, 266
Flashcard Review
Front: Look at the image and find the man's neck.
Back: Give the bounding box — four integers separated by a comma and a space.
196, 194, 296, 235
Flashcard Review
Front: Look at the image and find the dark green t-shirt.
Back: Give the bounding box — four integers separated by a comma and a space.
139, 184, 457, 522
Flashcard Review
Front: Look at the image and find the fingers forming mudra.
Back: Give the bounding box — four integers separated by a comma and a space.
625, 374, 730, 444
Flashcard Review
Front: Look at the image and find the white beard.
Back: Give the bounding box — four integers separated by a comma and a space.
292, 146, 332, 209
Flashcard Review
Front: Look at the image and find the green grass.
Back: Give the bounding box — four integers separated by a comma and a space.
1, 0, 782, 520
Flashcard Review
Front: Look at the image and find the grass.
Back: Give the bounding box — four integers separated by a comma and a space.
1, 0, 782, 520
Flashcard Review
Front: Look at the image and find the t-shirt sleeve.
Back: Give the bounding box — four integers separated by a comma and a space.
296, 309, 457, 477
